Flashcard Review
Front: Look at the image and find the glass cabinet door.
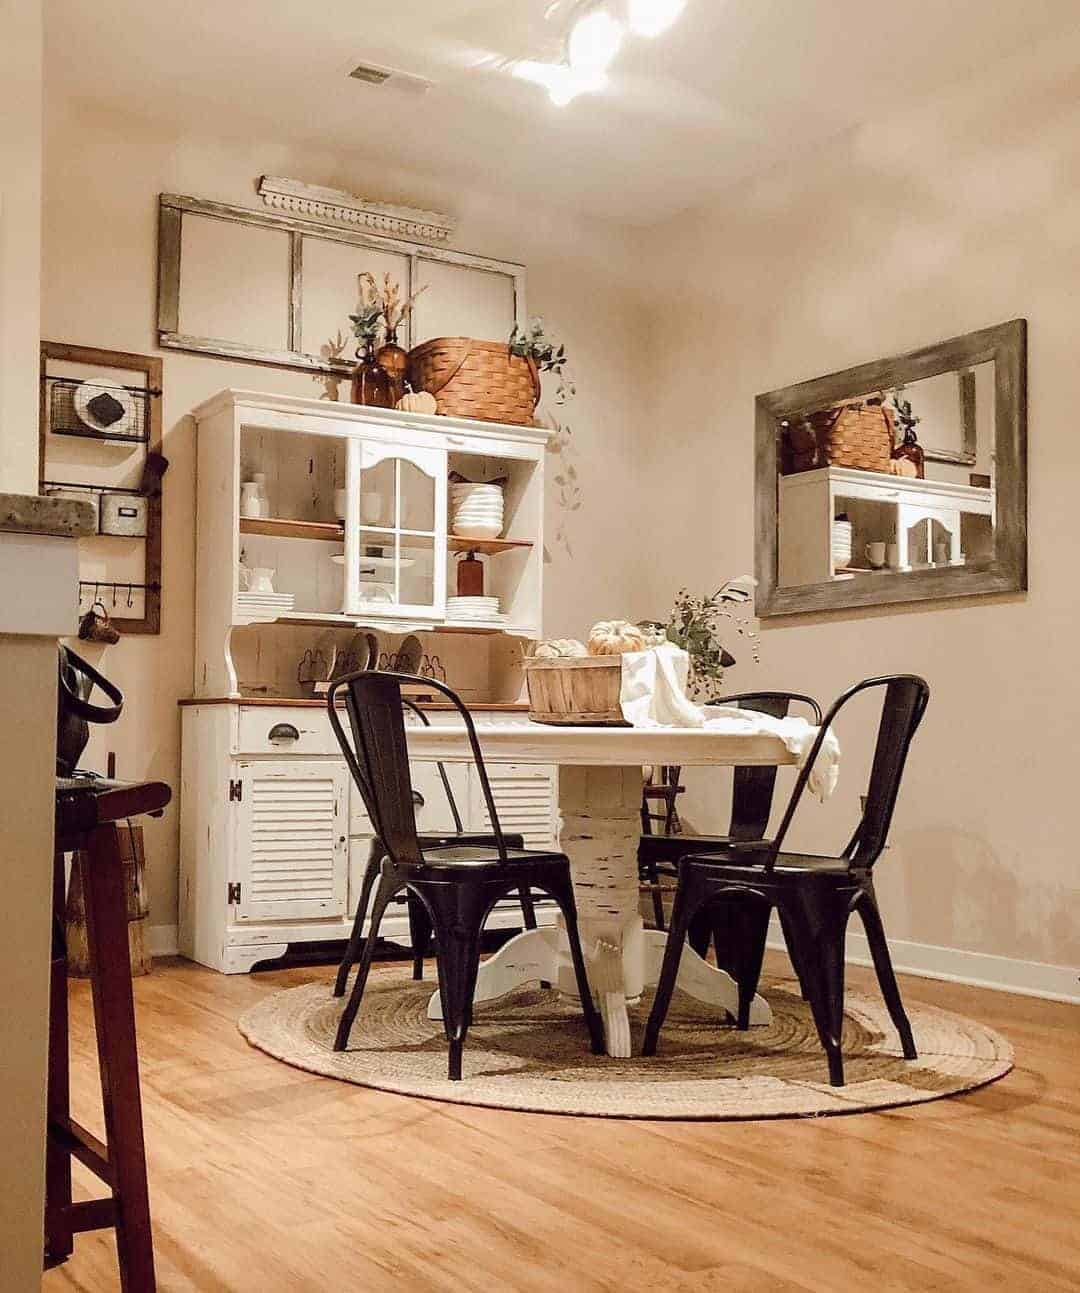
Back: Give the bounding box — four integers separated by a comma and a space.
343, 439, 447, 620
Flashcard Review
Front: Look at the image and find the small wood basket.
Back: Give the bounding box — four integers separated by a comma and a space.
523, 656, 627, 726
407, 337, 540, 426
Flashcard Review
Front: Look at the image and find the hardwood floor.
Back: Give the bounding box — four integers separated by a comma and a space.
42, 954, 1080, 1293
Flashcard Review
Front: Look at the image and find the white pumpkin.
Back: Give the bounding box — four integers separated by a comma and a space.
587, 620, 647, 656
533, 638, 588, 659
396, 390, 438, 415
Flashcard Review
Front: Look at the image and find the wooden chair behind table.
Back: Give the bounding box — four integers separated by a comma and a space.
327, 670, 605, 1080
643, 675, 929, 1088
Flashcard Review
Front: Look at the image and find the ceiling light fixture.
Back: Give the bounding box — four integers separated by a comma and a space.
566, 4, 625, 75
626, 0, 687, 37
528, 0, 689, 107
513, 59, 607, 107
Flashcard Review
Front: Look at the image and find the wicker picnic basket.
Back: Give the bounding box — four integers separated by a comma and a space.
523, 656, 627, 726
407, 338, 541, 426
785, 399, 895, 474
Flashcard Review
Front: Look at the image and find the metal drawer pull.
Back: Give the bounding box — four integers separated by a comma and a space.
412, 790, 425, 808
268, 722, 301, 742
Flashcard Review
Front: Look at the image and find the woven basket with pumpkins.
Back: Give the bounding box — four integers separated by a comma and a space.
524, 621, 651, 725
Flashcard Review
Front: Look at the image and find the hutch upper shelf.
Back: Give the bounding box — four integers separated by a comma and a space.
192, 390, 552, 697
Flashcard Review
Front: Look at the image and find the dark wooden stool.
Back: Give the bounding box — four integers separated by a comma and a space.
639, 765, 684, 927
47, 777, 170, 1292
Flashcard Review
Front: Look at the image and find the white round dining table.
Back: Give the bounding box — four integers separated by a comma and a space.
405, 720, 798, 1058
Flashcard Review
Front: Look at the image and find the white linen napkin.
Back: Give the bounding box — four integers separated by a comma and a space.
619, 643, 840, 801
701, 705, 841, 802
619, 642, 704, 728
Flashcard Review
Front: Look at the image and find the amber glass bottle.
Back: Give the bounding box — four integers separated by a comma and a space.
891, 428, 925, 479
350, 340, 393, 408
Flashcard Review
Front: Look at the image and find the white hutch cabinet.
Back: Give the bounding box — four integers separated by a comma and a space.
779, 465, 994, 586
179, 390, 557, 973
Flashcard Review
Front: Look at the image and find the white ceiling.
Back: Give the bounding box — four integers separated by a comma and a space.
47, 0, 1080, 226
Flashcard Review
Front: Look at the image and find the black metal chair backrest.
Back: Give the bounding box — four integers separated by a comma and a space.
712, 691, 823, 842
326, 670, 507, 868
767, 675, 930, 872
401, 697, 465, 834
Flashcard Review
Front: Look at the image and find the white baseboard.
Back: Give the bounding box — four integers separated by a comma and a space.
147, 924, 178, 957
767, 917, 1080, 1005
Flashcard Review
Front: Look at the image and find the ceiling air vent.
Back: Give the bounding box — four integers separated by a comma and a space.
348, 62, 433, 95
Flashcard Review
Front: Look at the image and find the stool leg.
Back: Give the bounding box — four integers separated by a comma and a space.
45, 846, 74, 1265
81, 827, 156, 1292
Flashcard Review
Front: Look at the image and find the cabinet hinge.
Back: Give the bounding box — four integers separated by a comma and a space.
228, 778, 243, 802
227, 882, 241, 905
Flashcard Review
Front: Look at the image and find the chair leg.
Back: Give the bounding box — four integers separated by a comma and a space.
726, 899, 772, 1031
518, 887, 538, 931
642, 874, 702, 1056
334, 843, 384, 997
778, 906, 810, 1000
334, 870, 397, 1052
857, 889, 917, 1060
407, 891, 433, 981
423, 885, 486, 1081
81, 827, 157, 1292
819, 913, 848, 1087
687, 904, 713, 959
543, 873, 606, 1055
45, 849, 73, 1266
641, 854, 667, 931
778, 896, 847, 1087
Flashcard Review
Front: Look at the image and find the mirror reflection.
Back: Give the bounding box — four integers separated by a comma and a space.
777, 362, 996, 589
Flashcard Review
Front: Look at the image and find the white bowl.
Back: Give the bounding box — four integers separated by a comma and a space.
452, 521, 503, 540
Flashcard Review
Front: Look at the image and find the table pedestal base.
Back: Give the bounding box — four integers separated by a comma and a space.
425, 921, 772, 1057
425, 764, 771, 1057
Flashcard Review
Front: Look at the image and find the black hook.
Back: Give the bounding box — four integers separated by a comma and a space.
127, 583, 135, 609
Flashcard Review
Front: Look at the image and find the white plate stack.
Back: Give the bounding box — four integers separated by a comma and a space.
446, 595, 506, 625
450, 481, 504, 541
237, 591, 295, 616
832, 519, 853, 569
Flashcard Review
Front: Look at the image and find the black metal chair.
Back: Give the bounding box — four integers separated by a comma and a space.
333, 695, 536, 997
642, 675, 930, 1087
637, 691, 822, 945
327, 670, 605, 1080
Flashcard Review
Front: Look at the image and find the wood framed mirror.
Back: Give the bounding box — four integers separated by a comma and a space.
755, 319, 1027, 619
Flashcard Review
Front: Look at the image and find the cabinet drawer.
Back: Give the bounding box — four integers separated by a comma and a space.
347, 759, 469, 835
236, 707, 340, 756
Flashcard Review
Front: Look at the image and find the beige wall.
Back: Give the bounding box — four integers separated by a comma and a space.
637, 35, 1080, 972
42, 98, 652, 936
0, 0, 43, 493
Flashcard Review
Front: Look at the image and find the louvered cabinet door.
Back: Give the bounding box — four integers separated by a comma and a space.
468, 764, 558, 849
233, 761, 349, 922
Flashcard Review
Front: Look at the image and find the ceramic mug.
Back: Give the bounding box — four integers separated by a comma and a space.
886, 542, 900, 569
240, 481, 263, 519
249, 567, 276, 594
865, 542, 886, 569
933, 541, 950, 565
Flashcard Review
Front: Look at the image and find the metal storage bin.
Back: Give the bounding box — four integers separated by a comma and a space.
99, 492, 148, 537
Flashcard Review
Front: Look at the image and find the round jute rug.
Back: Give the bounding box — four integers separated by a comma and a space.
238, 975, 1013, 1120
